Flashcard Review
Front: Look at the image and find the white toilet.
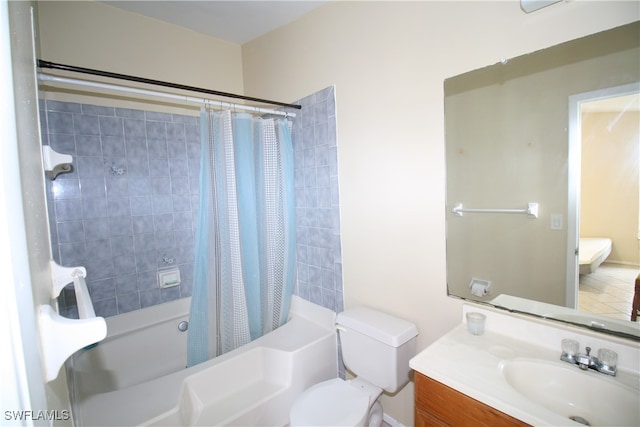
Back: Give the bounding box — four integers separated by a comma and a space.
289, 306, 418, 427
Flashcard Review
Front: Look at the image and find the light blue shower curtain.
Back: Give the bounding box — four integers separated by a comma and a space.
187, 109, 296, 367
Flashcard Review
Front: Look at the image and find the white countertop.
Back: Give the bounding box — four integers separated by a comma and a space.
410, 303, 640, 426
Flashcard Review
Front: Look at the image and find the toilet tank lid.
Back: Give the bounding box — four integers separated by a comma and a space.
337, 306, 418, 347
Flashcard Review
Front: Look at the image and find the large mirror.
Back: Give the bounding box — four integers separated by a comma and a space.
445, 21, 640, 340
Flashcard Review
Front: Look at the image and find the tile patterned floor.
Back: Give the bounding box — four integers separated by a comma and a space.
579, 263, 639, 322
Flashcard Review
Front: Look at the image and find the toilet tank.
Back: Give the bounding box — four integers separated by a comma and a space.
337, 306, 418, 393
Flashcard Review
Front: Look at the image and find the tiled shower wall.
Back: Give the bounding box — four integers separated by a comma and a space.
288, 86, 344, 314
42, 86, 343, 317
42, 101, 200, 317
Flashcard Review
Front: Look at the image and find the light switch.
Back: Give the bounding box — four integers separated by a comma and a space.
551, 214, 563, 230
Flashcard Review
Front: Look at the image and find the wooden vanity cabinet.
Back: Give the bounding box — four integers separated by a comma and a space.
414, 371, 531, 427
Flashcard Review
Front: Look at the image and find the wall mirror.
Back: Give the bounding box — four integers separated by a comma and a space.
445, 21, 640, 340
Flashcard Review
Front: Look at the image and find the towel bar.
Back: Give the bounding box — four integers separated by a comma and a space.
452, 202, 539, 218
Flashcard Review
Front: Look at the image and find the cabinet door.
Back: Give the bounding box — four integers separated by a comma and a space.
414, 372, 530, 427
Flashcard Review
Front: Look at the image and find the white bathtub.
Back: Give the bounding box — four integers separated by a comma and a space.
68, 296, 338, 426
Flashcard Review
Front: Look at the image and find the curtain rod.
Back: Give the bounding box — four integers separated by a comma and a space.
37, 60, 302, 110
38, 73, 295, 118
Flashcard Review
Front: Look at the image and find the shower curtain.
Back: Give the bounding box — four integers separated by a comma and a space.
187, 109, 296, 367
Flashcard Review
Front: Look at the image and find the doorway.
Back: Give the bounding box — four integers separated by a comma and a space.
567, 83, 640, 321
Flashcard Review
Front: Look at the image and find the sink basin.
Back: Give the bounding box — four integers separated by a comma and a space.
501, 359, 639, 426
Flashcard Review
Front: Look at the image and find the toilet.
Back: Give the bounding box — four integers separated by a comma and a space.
289, 306, 418, 427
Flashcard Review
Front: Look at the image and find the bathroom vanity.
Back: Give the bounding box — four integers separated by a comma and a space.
410, 304, 640, 427
414, 372, 528, 426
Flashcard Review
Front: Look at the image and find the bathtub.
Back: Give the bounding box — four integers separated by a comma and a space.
67, 296, 338, 426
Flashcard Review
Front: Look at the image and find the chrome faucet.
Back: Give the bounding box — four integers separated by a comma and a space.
560, 340, 617, 376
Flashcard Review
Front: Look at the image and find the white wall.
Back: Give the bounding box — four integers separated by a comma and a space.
14, 1, 640, 425
242, 2, 639, 424
2, 1, 72, 424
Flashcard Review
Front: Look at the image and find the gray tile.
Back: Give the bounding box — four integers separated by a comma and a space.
137, 270, 157, 290
170, 176, 190, 194
113, 256, 136, 281
99, 116, 123, 137
83, 104, 114, 116
115, 273, 138, 295
115, 108, 145, 119
80, 178, 106, 198
47, 111, 74, 134
126, 156, 150, 177
176, 245, 194, 264
147, 111, 173, 122
76, 156, 105, 178
155, 230, 175, 250
168, 140, 187, 158
149, 158, 170, 176
74, 114, 100, 136
88, 278, 116, 301
125, 137, 148, 157
131, 197, 153, 216
57, 220, 85, 243
173, 210, 191, 227
185, 124, 200, 144
107, 197, 131, 217
94, 298, 117, 317
49, 134, 76, 154
102, 136, 126, 157
166, 123, 186, 141
152, 195, 172, 214
123, 119, 147, 139
171, 194, 191, 212
105, 176, 129, 197
85, 257, 115, 281
128, 177, 151, 196
55, 200, 83, 221
151, 177, 171, 194
47, 100, 82, 113
110, 236, 134, 257
52, 179, 81, 200
83, 218, 111, 241
131, 215, 155, 235
134, 233, 155, 254
169, 158, 189, 177
153, 213, 174, 231
117, 292, 141, 314
135, 250, 157, 272
58, 243, 86, 266
85, 239, 112, 260
140, 289, 161, 308
82, 198, 108, 219
174, 228, 194, 248
109, 216, 132, 237
76, 135, 102, 156
160, 286, 180, 303
147, 138, 168, 159
145, 121, 166, 140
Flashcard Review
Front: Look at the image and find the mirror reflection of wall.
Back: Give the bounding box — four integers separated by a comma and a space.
445, 21, 640, 339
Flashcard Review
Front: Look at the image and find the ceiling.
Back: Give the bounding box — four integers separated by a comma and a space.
101, 1, 328, 44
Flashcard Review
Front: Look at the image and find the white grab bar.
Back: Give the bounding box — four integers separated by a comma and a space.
71, 268, 95, 319
452, 202, 539, 218
38, 261, 107, 382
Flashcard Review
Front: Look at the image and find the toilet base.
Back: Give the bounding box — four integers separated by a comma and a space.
367, 401, 383, 427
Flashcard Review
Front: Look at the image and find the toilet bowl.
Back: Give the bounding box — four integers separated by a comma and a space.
289, 378, 383, 427
289, 306, 418, 427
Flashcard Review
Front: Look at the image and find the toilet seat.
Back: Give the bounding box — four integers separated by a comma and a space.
289, 378, 373, 426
